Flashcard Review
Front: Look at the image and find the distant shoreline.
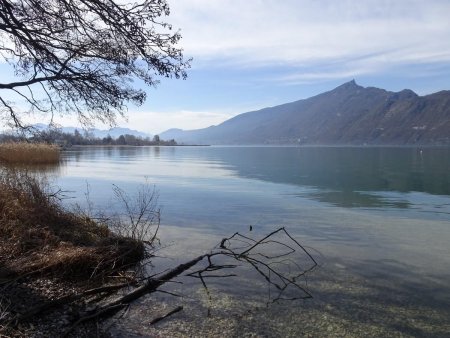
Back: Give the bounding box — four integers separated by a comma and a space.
67, 144, 211, 148
145, 143, 450, 148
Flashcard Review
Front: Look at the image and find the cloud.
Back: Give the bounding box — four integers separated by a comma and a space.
0, 108, 235, 135
169, 0, 450, 71
3, 0, 450, 132
122, 109, 235, 134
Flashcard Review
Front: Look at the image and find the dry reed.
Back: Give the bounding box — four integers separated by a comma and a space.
0, 169, 144, 279
0, 142, 60, 164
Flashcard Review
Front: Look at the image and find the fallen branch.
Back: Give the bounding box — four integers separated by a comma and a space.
8, 227, 318, 334
150, 306, 183, 325
95, 254, 207, 315
77, 227, 317, 323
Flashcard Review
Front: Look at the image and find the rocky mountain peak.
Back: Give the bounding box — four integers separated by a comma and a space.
334, 79, 363, 92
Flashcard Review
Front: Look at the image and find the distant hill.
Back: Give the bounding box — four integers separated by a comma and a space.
33, 124, 151, 139
160, 80, 450, 145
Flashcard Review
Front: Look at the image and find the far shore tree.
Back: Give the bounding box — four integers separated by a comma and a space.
152, 134, 160, 144
0, 0, 190, 130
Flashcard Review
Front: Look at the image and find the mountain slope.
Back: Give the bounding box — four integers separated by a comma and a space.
160, 80, 450, 145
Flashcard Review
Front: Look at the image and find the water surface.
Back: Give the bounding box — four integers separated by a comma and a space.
55, 146, 450, 337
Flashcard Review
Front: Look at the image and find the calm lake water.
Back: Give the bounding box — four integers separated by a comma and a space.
54, 146, 450, 337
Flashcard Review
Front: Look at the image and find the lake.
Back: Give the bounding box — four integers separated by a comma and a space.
54, 146, 450, 337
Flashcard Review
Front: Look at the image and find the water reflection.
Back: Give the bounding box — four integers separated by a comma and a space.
306, 190, 411, 208
60, 146, 450, 211
202, 146, 450, 208
0, 161, 64, 177
55, 145, 450, 336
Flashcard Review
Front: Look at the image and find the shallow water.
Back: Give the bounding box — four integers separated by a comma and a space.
53, 145, 450, 337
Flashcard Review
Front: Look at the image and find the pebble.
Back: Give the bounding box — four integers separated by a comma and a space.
0, 277, 110, 337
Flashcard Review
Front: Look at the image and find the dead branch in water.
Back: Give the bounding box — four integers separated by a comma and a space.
66, 227, 317, 333
9, 227, 318, 335
150, 306, 184, 325
189, 227, 318, 302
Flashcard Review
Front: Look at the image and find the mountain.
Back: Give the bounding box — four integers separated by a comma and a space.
160, 80, 450, 145
84, 127, 150, 139
33, 124, 151, 139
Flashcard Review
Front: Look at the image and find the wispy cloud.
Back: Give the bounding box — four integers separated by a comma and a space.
124, 109, 235, 134
3, 0, 450, 132
170, 0, 450, 72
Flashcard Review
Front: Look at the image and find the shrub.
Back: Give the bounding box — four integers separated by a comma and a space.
0, 169, 145, 279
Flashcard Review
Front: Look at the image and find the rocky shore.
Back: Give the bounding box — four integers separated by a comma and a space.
0, 276, 113, 337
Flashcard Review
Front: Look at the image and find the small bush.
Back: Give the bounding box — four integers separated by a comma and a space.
0, 142, 60, 164
111, 182, 160, 243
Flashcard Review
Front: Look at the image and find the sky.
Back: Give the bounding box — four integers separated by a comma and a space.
2, 0, 450, 135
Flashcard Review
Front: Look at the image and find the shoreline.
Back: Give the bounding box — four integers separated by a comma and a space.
0, 167, 147, 337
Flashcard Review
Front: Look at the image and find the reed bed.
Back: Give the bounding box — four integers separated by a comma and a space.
0, 142, 60, 164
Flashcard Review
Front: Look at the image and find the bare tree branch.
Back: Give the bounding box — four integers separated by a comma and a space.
4, 227, 318, 334
0, 0, 191, 130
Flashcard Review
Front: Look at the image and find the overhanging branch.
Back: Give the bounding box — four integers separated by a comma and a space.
0, 0, 191, 129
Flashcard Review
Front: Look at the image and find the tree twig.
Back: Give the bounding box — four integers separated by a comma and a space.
150, 306, 183, 325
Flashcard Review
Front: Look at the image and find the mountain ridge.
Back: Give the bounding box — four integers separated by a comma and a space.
32, 124, 151, 139
160, 81, 450, 145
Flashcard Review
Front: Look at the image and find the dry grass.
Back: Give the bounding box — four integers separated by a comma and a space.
0, 142, 60, 164
0, 169, 145, 280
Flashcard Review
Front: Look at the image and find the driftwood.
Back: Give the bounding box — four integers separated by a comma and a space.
150, 306, 184, 325
12, 227, 318, 333
15, 282, 133, 323
193, 227, 318, 302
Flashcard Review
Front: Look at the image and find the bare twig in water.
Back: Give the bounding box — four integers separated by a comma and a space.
111, 181, 161, 243
71, 227, 317, 323
188, 227, 318, 302
9, 227, 317, 333
150, 306, 184, 325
